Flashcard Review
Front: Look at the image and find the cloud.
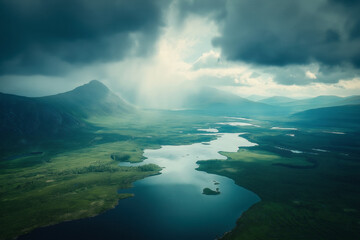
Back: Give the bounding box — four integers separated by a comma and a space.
192, 50, 222, 70
175, 0, 360, 86
211, 0, 360, 68
221, 77, 360, 99
306, 71, 317, 79
1, 0, 360, 104
175, 0, 227, 21
0, 0, 169, 76
190, 50, 360, 87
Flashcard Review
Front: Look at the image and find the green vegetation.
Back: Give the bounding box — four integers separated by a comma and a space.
109, 142, 144, 163
0, 141, 161, 239
0, 110, 219, 240
1, 80, 360, 239
291, 104, 360, 128
197, 130, 360, 240
202, 187, 220, 195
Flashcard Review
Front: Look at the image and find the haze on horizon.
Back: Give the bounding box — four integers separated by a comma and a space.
0, 0, 360, 108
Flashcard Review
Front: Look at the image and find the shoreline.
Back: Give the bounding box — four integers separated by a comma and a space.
15, 170, 162, 240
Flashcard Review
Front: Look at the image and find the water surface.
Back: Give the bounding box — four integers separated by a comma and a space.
20, 133, 260, 240
217, 122, 260, 127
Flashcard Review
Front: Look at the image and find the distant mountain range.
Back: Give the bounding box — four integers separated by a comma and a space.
291, 104, 360, 128
181, 87, 289, 117
256, 95, 360, 113
257, 96, 299, 105
0, 80, 133, 141
181, 88, 360, 128
1, 80, 359, 147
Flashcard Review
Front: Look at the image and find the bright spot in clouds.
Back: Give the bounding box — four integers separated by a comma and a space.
306, 71, 317, 79
0, 0, 359, 107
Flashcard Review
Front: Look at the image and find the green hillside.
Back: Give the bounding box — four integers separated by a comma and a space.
0, 80, 134, 152
291, 104, 360, 128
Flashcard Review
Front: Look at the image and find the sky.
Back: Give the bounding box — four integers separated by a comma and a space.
0, 0, 360, 108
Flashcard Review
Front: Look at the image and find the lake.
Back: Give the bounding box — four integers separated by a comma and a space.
19, 133, 260, 240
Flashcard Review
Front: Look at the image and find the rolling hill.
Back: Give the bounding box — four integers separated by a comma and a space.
40, 80, 133, 118
0, 80, 133, 141
257, 96, 296, 105
334, 95, 360, 106
259, 95, 360, 113
182, 87, 290, 117
291, 104, 360, 128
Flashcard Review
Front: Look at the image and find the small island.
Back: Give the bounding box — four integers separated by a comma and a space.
213, 180, 220, 185
202, 187, 220, 195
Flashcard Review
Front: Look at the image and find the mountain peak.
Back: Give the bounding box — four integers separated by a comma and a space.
87, 79, 106, 87
64, 80, 110, 100
76, 80, 109, 93
40, 79, 133, 118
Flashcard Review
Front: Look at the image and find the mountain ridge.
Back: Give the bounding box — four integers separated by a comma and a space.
258, 94, 360, 113
257, 96, 296, 105
0, 80, 133, 145
291, 104, 360, 128
37, 80, 134, 118
182, 87, 290, 117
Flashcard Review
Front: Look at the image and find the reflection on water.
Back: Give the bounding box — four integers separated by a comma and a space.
217, 122, 260, 127
20, 133, 260, 240
275, 146, 303, 154
136, 133, 257, 187
271, 127, 298, 130
323, 131, 345, 135
197, 128, 219, 133
224, 117, 252, 121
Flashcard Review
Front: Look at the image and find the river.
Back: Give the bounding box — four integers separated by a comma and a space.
20, 133, 260, 240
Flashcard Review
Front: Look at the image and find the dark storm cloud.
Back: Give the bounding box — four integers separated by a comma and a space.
210, 0, 360, 68
175, 0, 227, 21
269, 64, 359, 86
0, 0, 169, 75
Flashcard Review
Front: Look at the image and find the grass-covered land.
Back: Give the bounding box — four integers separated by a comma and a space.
2, 108, 360, 240
197, 129, 360, 239
0, 141, 161, 239
0, 112, 218, 240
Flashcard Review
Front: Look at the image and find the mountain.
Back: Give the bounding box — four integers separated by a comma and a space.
284, 95, 343, 106
255, 94, 360, 114
245, 94, 266, 101
267, 95, 345, 113
0, 92, 82, 138
39, 80, 133, 118
182, 87, 289, 117
291, 104, 360, 128
258, 96, 296, 105
0, 80, 133, 141
335, 95, 360, 106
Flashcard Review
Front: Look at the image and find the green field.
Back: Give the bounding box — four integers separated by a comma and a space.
0, 140, 161, 239
1, 110, 360, 239
197, 128, 360, 239
0, 112, 217, 240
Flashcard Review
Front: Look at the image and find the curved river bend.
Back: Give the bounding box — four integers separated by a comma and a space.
20, 133, 260, 240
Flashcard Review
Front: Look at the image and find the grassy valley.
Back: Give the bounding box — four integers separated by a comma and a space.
197, 126, 360, 239
0, 81, 218, 239
0, 110, 220, 239
0, 141, 160, 239
1, 80, 360, 240
2, 1, 360, 239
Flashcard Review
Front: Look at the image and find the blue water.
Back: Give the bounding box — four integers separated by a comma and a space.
19, 133, 260, 240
